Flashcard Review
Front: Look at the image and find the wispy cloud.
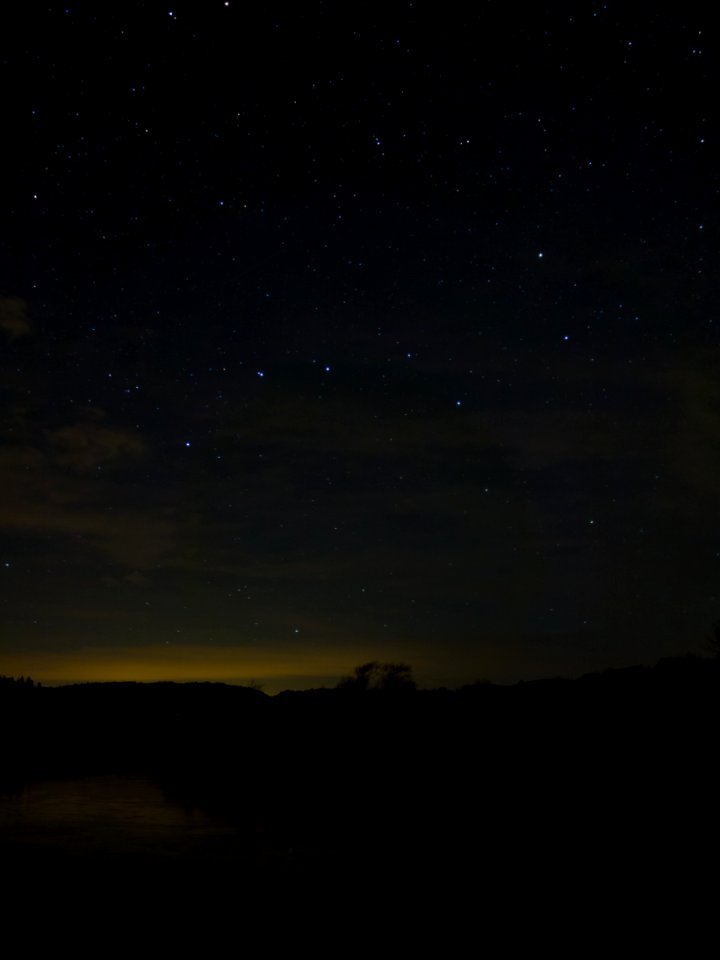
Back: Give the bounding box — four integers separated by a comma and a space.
0, 296, 31, 340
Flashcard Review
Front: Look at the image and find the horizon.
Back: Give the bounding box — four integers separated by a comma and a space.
2, 642, 709, 695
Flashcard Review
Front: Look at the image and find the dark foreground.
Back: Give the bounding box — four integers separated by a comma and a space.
2, 657, 718, 940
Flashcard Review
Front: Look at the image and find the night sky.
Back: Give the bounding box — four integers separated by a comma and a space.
2, 4, 719, 690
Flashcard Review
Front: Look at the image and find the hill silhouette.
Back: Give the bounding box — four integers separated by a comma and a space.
2, 656, 718, 924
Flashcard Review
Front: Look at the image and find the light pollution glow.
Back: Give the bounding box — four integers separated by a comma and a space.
0, 642, 435, 693
1, 635, 611, 691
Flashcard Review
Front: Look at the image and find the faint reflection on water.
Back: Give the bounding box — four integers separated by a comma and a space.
0, 774, 240, 863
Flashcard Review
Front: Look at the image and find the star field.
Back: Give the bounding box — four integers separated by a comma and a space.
1, 4, 719, 689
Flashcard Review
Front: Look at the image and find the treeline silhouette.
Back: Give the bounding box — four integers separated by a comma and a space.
0, 673, 37, 690
2, 656, 719, 907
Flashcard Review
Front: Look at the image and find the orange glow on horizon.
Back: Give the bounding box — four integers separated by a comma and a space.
0, 642, 427, 692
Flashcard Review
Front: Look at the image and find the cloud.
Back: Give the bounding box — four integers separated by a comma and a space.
49, 421, 146, 472
0, 488, 178, 567
657, 355, 720, 502
0, 296, 31, 339
0, 418, 173, 568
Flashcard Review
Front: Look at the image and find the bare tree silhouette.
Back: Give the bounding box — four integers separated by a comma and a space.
337, 661, 416, 693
